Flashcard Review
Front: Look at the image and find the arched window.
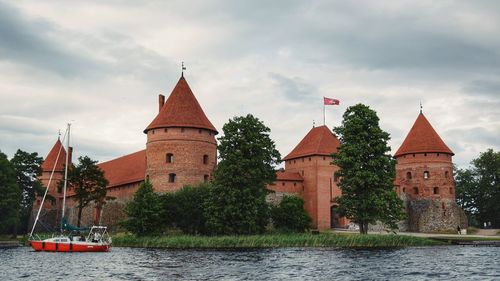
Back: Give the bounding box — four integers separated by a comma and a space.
406, 172, 412, 180
413, 187, 419, 195
203, 155, 209, 164
204, 175, 209, 182
423, 171, 430, 179
168, 173, 176, 183
445, 171, 449, 178
166, 153, 174, 163
433, 187, 439, 194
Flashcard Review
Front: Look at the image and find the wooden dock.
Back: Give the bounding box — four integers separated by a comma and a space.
0, 241, 20, 248
431, 238, 500, 247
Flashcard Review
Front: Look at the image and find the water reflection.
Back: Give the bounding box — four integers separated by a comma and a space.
1, 246, 499, 280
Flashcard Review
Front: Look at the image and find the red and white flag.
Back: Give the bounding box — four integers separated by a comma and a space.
324, 97, 340, 105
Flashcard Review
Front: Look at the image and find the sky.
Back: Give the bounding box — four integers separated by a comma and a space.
0, 0, 499, 168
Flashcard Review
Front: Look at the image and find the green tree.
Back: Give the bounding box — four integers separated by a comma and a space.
123, 180, 163, 235
65, 156, 109, 227
332, 104, 405, 234
271, 196, 311, 232
205, 114, 281, 235
161, 184, 210, 234
456, 149, 500, 227
0, 151, 21, 236
10, 149, 44, 234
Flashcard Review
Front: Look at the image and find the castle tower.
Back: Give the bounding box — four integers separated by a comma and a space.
36, 137, 71, 210
282, 125, 344, 230
395, 112, 467, 232
394, 112, 455, 199
144, 76, 218, 192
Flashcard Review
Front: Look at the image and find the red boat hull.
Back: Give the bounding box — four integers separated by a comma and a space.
30, 241, 110, 252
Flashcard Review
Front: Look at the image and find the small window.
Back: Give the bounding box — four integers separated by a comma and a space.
433, 187, 439, 194
413, 187, 419, 195
293, 182, 297, 186
152, 130, 155, 134
323, 156, 326, 160
302, 158, 304, 162
164, 128, 168, 132
204, 175, 209, 182
449, 187, 453, 194
423, 171, 429, 179
166, 153, 174, 163
168, 173, 176, 183
199, 129, 202, 134
309, 157, 311, 161
412, 154, 415, 157
203, 155, 209, 164
445, 171, 449, 178
282, 182, 285, 186
294, 160, 296, 164
402, 187, 406, 193
181, 128, 185, 133
437, 153, 440, 157
406, 172, 412, 180
424, 153, 427, 156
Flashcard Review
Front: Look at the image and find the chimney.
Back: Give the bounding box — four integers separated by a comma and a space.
158, 94, 165, 112
68, 147, 73, 166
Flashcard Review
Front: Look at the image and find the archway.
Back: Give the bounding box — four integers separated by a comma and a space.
331, 205, 341, 229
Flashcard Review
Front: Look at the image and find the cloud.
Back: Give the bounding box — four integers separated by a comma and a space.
0, 0, 499, 170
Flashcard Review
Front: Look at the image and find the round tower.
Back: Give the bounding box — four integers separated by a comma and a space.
394, 112, 455, 200
144, 76, 218, 192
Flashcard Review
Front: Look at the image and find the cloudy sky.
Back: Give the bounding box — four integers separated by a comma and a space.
0, 0, 499, 168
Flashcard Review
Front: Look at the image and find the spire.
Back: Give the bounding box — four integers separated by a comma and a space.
41, 138, 68, 172
144, 76, 218, 134
283, 125, 340, 161
394, 112, 453, 157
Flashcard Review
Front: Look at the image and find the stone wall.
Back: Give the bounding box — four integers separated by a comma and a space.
405, 198, 468, 232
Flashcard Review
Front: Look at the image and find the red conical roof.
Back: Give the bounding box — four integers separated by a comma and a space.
41, 138, 67, 172
283, 125, 340, 161
394, 113, 453, 157
144, 76, 218, 134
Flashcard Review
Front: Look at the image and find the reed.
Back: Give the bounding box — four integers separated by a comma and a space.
112, 233, 443, 249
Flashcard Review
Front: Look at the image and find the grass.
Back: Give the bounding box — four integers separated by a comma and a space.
112, 232, 444, 249
467, 227, 479, 235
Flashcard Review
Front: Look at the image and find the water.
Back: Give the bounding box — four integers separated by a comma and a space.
1, 246, 499, 280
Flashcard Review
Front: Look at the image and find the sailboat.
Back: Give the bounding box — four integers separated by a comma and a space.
29, 124, 112, 252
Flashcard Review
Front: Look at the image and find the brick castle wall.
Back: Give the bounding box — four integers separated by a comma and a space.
146, 127, 217, 192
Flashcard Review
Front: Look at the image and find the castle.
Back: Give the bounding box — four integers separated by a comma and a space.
34, 75, 466, 232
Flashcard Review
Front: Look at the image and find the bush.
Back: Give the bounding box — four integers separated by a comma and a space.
271, 196, 311, 232
122, 180, 163, 236
161, 184, 210, 234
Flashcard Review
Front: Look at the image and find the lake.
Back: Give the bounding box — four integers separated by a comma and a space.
1, 246, 499, 280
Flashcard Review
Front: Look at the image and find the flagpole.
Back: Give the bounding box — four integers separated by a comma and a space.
323, 102, 325, 125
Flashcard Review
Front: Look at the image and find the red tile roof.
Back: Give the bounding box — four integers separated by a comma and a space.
41, 138, 67, 172
283, 125, 340, 161
276, 171, 303, 181
98, 150, 146, 187
144, 76, 218, 134
394, 113, 453, 157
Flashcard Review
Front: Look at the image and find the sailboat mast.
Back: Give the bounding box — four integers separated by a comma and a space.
61, 123, 70, 227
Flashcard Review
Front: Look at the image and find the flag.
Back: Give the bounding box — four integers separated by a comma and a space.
324, 97, 340, 105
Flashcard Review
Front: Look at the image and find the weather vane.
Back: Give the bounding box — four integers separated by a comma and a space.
313, 120, 315, 128
58, 129, 61, 139
181, 61, 186, 77
420, 101, 423, 113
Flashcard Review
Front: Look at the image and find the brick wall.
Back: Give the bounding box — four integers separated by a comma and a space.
146, 127, 217, 192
